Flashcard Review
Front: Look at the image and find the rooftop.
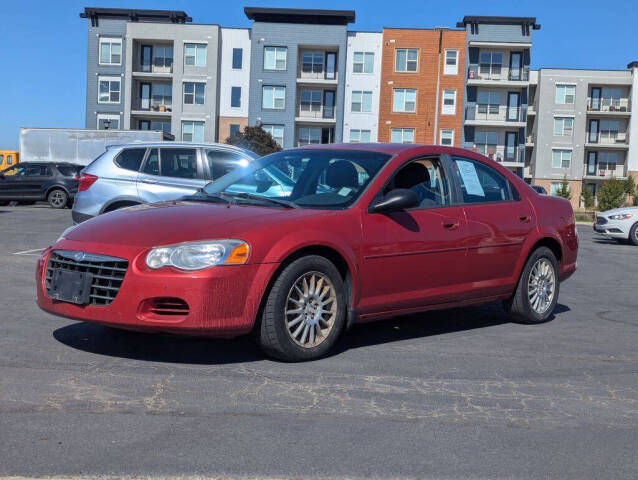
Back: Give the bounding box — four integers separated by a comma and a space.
244, 7, 355, 25
457, 15, 540, 29
80, 7, 192, 26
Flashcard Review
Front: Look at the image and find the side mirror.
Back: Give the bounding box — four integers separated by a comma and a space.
369, 188, 419, 213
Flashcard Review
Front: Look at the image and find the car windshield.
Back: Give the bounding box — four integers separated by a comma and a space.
204, 149, 391, 209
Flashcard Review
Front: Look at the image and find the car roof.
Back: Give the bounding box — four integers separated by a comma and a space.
289, 143, 485, 157
107, 142, 251, 151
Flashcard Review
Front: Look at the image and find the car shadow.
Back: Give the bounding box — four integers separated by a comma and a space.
52, 303, 571, 364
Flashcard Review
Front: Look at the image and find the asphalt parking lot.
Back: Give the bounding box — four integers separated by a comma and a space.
1, 204, 637, 479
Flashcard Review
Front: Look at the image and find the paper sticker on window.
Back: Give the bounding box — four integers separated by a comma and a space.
338, 187, 352, 196
456, 160, 485, 196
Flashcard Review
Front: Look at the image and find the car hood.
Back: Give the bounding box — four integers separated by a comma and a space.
599, 206, 638, 217
65, 201, 327, 247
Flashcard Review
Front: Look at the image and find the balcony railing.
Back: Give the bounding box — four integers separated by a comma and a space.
474, 145, 524, 164
296, 104, 335, 120
583, 164, 627, 179
467, 65, 530, 82
465, 105, 527, 123
132, 98, 173, 112
587, 97, 631, 112
586, 132, 628, 145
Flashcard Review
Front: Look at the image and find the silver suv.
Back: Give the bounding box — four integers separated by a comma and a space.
72, 143, 258, 223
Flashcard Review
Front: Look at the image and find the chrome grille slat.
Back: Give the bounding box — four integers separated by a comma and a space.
45, 251, 128, 306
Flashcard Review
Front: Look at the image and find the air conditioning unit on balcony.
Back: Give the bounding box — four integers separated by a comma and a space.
598, 170, 606, 177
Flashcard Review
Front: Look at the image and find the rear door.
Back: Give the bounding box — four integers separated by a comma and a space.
21, 164, 51, 198
137, 147, 204, 203
448, 155, 534, 297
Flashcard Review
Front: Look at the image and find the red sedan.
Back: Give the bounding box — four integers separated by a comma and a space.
36, 144, 578, 361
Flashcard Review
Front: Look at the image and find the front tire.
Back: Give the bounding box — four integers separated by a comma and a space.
504, 246, 559, 324
256, 255, 346, 361
629, 223, 638, 246
47, 189, 68, 209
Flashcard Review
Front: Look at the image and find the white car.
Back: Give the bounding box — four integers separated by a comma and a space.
594, 206, 638, 245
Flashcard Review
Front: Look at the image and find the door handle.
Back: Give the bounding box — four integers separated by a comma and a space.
140, 178, 158, 184
519, 215, 531, 223
442, 218, 459, 230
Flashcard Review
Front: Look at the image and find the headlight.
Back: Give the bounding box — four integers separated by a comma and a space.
145, 239, 249, 271
57, 225, 78, 242
608, 213, 633, 220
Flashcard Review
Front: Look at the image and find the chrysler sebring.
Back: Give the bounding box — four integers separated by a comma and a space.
37, 144, 578, 361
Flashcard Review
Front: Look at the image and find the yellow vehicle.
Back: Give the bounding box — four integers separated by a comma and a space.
0, 151, 19, 171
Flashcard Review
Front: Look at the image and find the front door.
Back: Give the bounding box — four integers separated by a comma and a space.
359, 156, 469, 315
0, 164, 27, 198
507, 92, 520, 122
509, 52, 522, 80
140, 83, 151, 110
504, 131, 518, 162
591, 87, 601, 111
449, 155, 535, 298
586, 151, 597, 176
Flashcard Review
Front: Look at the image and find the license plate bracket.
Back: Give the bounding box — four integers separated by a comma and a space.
50, 269, 93, 305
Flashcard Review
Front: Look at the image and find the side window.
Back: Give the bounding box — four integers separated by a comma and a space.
385, 157, 451, 208
3, 165, 25, 177
57, 165, 79, 177
206, 150, 249, 180
25, 165, 45, 176
115, 148, 147, 172
7, 155, 13, 165
451, 156, 515, 204
143, 149, 160, 175
159, 148, 198, 179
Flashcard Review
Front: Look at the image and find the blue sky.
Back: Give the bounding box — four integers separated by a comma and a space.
1, 0, 636, 149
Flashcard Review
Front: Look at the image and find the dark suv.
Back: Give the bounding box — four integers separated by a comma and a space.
0, 162, 82, 208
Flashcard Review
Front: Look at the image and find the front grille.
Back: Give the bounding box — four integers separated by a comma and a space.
45, 250, 128, 306
596, 217, 608, 225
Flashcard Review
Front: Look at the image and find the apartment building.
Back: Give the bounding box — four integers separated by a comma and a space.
528, 63, 638, 208
245, 7, 353, 148
343, 31, 383, 143
457, 16, 540, 176
378, 28, 466, 146
218, 28, 251, 142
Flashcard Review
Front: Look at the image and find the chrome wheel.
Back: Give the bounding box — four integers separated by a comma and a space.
527, 258, 555, 315
49, 191, 66, 208
285, 271, 337, 348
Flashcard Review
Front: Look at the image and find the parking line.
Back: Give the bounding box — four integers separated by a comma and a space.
12, 247, 46, 256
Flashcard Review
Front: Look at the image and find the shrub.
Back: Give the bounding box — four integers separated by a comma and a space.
598, 177, 627, 211
225, 125, 282, 156
581, 186, 594, 209
555, 176, 571, 200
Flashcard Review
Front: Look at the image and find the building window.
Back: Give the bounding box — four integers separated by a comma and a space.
393, 88, 416, 112
184, 43, 206, 67
475, 131, 498, 156
264, 46, 287, 70
444, 50, 458, 75
553, 117, 574, 137
153, 45, 173, 70
229, 124, 240, 137
302, 51, 325, 74
440, 129, 454, 145
262, 86, 285, 109
99, 37, 122, 65
98, 76, 120, 104
391, 128, 415, 143
231, 87, 241, 108
151, 84, 172, 109
300, 90, 322, 114
353, 52, 374, 73
549, 182, 562, 196
97, 114, 120, 130
262, 124, 284, 146
182, 121, 205, 142
183, 82, 205, 105
232, 48, 243, 69
598, 151, 618, 172
395, 48, 418, 72
551, 149, 572, 168
349, 129, 371, 143
441, 90, 456, 115
600, 120, 620, 142
298, 127, 322, 145
477, 91, 501, 115
351, 91, 373, 113
555, 84, 576, 104
479, 51, 503, 76
140, 120, 171, 133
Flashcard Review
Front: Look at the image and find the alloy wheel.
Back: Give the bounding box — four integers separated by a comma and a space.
527, 258, 556, 315
284, 271, 337, 348
49, 191, 66, 208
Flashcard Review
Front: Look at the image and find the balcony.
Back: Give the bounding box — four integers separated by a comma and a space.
582, 164, 627, 180
585, 132, 629, 149
467, 65, 530, 85
474, 145, 525, 166
297, 50, 338, 84
295, 104, 336, 123
465, 105, 527, 126
586, 97, 631, 115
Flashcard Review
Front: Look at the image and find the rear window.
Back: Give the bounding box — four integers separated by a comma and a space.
57, 165, 80, 177
159, 148, 199, 179
114, 148, 147, 171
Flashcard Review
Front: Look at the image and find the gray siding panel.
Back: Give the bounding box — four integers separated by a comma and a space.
466, 23, 534, 44
85, 18, 127, 129
248, 22, 347, 148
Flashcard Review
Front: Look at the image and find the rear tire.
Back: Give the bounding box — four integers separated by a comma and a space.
47, 189, 68, 209
256, 255, 346, 361
629, 223, 638, 246
503, 246, 559, 324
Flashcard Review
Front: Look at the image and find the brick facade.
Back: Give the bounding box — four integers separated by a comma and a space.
378, 28, 466, 145
217, 116, 248, 143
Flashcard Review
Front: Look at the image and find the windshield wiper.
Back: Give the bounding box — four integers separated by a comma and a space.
227, 192, 298, 209
183, 191, 232, 205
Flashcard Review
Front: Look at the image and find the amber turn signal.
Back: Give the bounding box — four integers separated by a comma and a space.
225, 242, 250, 264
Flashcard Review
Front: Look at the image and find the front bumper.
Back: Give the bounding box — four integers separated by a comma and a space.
71, 209, 94, 224
36, 239, 279, 337
593, 220, 629, 239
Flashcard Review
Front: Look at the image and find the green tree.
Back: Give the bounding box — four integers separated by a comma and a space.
598, 177, 627, 211
225, 125, 282, 156
555, 176, 571, 200
623, 175, 636, 204
581, 185, 594, 210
